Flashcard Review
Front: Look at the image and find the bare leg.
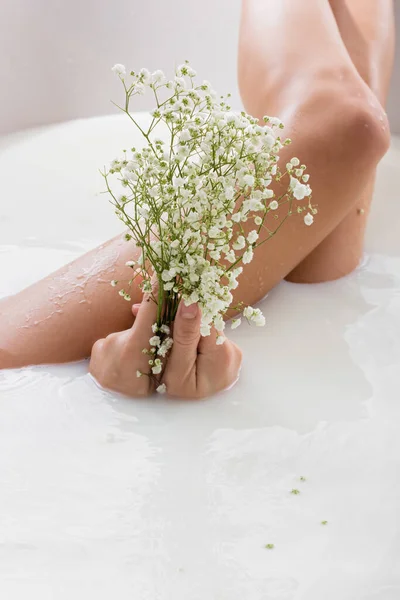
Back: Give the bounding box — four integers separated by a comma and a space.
0, 232, 143, 367
0, 0, 390, 368
285, 0, 395, 283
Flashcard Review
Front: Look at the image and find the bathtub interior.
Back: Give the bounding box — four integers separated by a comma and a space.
0, 114, 400, 599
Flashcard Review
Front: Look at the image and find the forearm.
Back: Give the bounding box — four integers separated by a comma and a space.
0, 231, 143, 368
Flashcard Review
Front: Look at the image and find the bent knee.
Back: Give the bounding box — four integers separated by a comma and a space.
344, 95, 391, 163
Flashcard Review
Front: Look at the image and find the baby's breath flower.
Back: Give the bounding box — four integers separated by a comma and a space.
112, 63, 126, 76
242, 248, 254, 264
231, 318, 241, 329
156, 383, 167, 394
232, 235, 246, 251
104, 61, 316, 392
304, 213, 314, 226
243, 306, 265, 326
152, 358, 163, 374
247, 230, 259, 244
157, 336, 173, 357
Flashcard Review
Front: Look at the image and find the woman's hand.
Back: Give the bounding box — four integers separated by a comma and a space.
149, 299, 243, 399
89, 289, 242, 399
89, 286, 161, 397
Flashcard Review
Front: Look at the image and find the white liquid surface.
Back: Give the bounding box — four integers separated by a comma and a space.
0, 115, 400, 600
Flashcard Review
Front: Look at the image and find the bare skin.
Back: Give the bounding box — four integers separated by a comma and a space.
0, 0, 392, 378
90, 279, 243, 399
286, 0, 395, 282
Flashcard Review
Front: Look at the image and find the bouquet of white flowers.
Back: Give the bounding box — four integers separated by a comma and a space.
102, 61, 315, 390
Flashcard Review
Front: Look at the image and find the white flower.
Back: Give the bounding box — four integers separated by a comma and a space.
242, 248, 254, 264
179, 129, 191, 142
216, 335, 226, 345
232, 235, 246, 250
247, 230, 259, 244
157, 337, 173, 357
125, 260, 135, 267
200, 322, 211, 336
138, 203, 150, 218
209, 250, 221, 260
111, 279, 118, 287
106, 64, 314, 365
151, 70, 165, 84
149, 335, 161, 347
304, 213, 314, 226
214, 314, 225, 331
225, 250, 236, 263
156, 383, 167, 394
161, 269, 174, 282
231, 318, 241, 329
293, 182, 308, 200
152, 359, 163, 374
136, 370, 142, 378
139, 68, 151, 84
290, 176, 311, 200
112, 63, 126, 76
243, 174, 255, 187
243, 306, 265, 326
224, 186, 235, 200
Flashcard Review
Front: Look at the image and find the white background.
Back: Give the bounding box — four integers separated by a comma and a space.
1, 0, 399, 136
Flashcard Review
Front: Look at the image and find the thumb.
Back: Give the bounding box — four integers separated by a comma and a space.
166, 300, 201, 376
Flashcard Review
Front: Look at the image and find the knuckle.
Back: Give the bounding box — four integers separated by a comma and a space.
174, 326, 200, 347
91, 338, 105, 357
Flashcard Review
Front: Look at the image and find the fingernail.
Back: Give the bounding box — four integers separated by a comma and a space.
132, 303, 141, 309
180, 301, 198, 319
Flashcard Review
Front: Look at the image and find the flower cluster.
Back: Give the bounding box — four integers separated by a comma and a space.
103, 61, 316, 390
